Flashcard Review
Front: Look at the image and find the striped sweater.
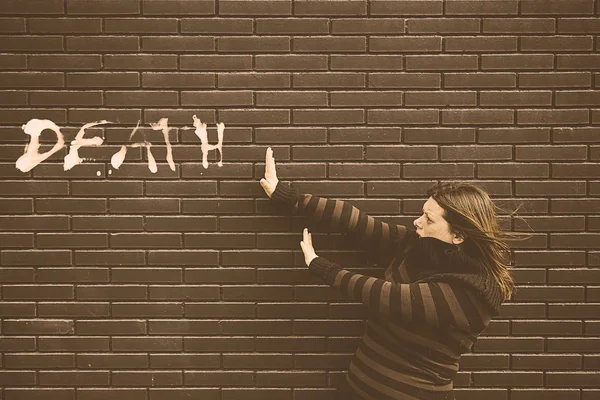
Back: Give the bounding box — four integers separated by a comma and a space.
271, 183, 504, 400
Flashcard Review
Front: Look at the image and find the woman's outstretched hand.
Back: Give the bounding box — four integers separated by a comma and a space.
260, 147, 279, 198
300, 228, 318, 266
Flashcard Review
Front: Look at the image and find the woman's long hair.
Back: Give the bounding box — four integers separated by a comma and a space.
426, 182, 530, 301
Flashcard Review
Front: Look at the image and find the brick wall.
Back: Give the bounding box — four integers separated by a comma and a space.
1, 0, 599, 399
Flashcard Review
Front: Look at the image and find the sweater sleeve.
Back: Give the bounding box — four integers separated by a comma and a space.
271, 182, 409, 252
308, 256, 493, 334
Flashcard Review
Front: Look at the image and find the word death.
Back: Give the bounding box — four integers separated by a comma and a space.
15, 115, 225, 173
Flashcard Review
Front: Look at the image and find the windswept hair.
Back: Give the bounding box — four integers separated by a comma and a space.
426, 182, 531, 302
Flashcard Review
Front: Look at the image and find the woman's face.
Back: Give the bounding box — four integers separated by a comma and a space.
413, 197, 464, 245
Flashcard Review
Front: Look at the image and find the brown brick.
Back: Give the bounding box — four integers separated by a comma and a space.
218, 37, 289, 52
67, 72, 139, 88
0, 17, 24, 32
522, 36, 594, 52
0, 233, 33, 248
147, 250, 218, 265
142, 0, 215, 16
38, 371, 109, 386
112, 337, 182, 352
105, 18, 177, 33
370, 36, 442, 52
406, 55, 478, 71
332, 18, 403, 34
66, 0, 139, 15
69, 108, 141, 124
36, 233, 107, 249
255, 91, 327, 107
370, 1, 443, 16
329, 163, 400, 178
440, 145, 512, 161
515, 216, 585, 232
3, 318, 74, 334
74, 250, 145, 265
445, 1, 518, 15
442, 109, 514, 125
517, 109, 589, 125
0, 72, 64, 88
550, 233, 600, 249
479, 127, 550, 143
105, 90, 178, 106
218, 0, 290, 16
368, 109, 439, 125
79, 388, 147, 400
551, 199, 600, 214
367, 145, 437, 161
29, 91, 103, 106
328, 127, 400, 143
0, 35, 64, 51
478, 163, 549, 178
293, 37, 366, 53
407, 17, 478, 33
72, 216, 143, 231
181, 55, 252, 71
551, 163, 600, 179
29, 17, 102, 33
111, 268, 182, 284
557, 55, 600, 70
554, 127, 600, 142
38, 302, 110, 318
255, 55, 327, 71
405, 91, 476, 106
1, 250, 71, 266
219, 109, 290, 125
516, 181, 587, 196
445, 73, 516, 88
150, 354, 220, 368
181, 17, 253, 34
255, 127, 327, 144
482, 54, 554, 70
77, 285, 147, 301
219, 72, 289, 88
367, 180, 436, 196
0, 54, 26, 70
4, 353, 75, 369
295, 0, 366, 16
184, 370, 253, 385
330, 55, 403, 71
29, 55, 102, 70
403, 163, 474, 178
142, 36, 214, 52
448, 36, 517, 52
66, 36, 139, 52
556, 90, 600, 106
369, 72, 440, 88
482, 90, 552, 106
105, 54, 178, 70
0, 0, 64, 14
483, 18, 555, 33
112, 371, 182, 386
516, 145, 587, 161
559, 18, 600, 33
520, 0, 595, 15
404, 127, 474, 143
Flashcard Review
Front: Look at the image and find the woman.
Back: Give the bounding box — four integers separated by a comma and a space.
259, 147, 517, 400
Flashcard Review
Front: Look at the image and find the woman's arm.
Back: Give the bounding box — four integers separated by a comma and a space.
308, 255, 492, 333
261, 147, 409, 252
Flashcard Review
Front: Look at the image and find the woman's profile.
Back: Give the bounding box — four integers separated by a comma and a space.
260, 147, 521, 400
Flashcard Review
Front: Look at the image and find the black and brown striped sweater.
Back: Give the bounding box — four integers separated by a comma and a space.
271, 182, 504, 400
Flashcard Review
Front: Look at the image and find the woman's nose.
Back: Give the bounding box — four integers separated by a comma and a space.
413, 217, 420, 229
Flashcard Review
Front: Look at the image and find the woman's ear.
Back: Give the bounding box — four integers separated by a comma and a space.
452, 233, 464, 245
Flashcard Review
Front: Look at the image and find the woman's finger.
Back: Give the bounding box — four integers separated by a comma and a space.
265, 147, 276, 179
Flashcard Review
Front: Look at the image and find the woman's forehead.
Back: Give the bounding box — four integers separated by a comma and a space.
423, 197, 445, 214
